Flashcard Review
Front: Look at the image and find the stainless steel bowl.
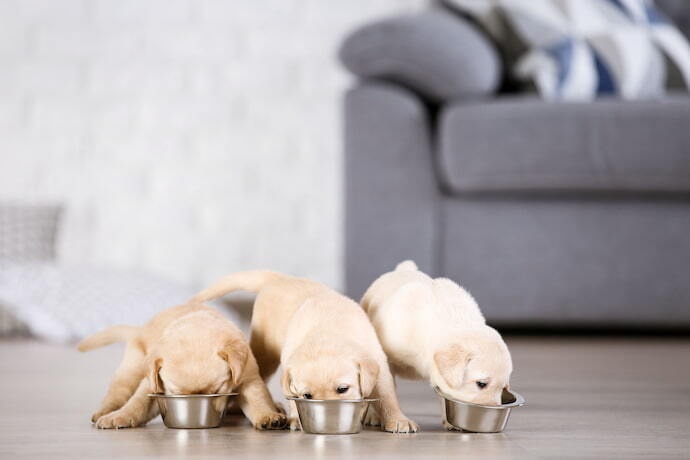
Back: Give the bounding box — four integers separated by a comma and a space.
435, 387, 525, 433
148, 393, 237, 429
287, 398, 378, 434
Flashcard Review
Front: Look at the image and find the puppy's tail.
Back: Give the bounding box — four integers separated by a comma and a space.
77, 325, 140, 352
190, 270, 284, 303
395, 260, 418, 272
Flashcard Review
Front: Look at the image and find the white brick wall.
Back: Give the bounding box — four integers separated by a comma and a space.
0, 0, 426, 289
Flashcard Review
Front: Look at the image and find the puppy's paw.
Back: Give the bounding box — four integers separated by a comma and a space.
288, 416, 302, 431
95, 411, 140, 429
443, 420, 460, 431
363, 407, 381, 427
91, 409, 112, 423
255, 412, 287, 430
383, 417, 418, 434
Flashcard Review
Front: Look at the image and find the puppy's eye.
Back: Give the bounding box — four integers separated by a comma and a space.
303, 393, 313, 400
336, 385, 349, 394
476, 381, 488, 389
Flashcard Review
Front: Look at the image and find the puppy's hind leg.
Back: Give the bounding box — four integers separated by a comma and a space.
249, 331, 280, 382
91, 340, 147, 422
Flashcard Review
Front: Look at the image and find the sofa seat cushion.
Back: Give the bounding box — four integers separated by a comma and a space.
438, 95, 690, 194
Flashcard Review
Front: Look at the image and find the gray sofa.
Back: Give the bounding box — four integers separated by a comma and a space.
340, 1, 690, 327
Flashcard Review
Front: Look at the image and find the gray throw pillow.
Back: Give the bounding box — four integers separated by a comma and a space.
0, 203, 61, 261
339, 10, 502, 102
0, 203, 62, 335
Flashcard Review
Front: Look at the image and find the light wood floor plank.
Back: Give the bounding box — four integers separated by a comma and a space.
1, 337, 689, 459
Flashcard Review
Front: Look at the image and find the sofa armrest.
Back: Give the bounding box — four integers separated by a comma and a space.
344, 82, 440, 299
339, 10, 501, 103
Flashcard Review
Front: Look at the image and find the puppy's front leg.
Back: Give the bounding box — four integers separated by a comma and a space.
237, 355, 287, 430
95, 378, 158, 429
287, 400, 301, 431
91, 341, 147, 422
372, 365, 418, 433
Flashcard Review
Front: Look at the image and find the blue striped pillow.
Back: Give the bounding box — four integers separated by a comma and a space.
445, 0, 690, 100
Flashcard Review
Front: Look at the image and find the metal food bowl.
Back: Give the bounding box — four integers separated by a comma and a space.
435, 387, 525, 433
287, 398, 378, 434
148, 393, 237, 429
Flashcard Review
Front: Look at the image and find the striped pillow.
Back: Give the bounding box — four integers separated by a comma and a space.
444, 0, 690, 100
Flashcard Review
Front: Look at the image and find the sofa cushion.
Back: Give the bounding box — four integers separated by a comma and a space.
441, 197, 690, 325
438, 95, 690, 194
339, 10, 502, 102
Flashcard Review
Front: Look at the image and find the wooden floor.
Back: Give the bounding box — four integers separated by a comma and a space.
1, 337, 689, 459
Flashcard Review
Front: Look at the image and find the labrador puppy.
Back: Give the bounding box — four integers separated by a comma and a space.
78, 303, 286, 430
191, 270, 418, 433
361, 261, 512, 427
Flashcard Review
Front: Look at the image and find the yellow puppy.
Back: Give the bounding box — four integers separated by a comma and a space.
191, 271, 418, 433
78, 303, 286, 430
361, 261, 512, 421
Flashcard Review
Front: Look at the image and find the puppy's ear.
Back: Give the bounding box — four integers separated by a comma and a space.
356, 358, 380, 397
149, 357, 164, 394
433, 344, 471, 388
280, 368, 294, 397
218, 339, 249, 387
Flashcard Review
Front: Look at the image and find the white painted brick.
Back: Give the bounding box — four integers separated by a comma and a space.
0, 97, 28, 131
31, 25, 86, 59
33, 23, 145, 60
197, 0, 281, 25
86, 62, 185, 95
88, 131, 187, 168
0, 20, 26, 57
184, 64, 223, 94
27, 96, 87, 137
0, 0, 86, 24
91, 0, 193, 24
141, 24, 241, 61
85, 99, 138, 141
0, 62, 84, 96
0, 0, 427, 291
0, 135, 84, 197
88, 24, 147, 58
